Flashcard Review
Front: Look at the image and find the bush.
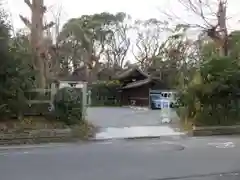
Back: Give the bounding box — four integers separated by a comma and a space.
0, 24, 34, 119
89, 80, 122, 106
53, 87, 83, 125
178, 56, 240, 127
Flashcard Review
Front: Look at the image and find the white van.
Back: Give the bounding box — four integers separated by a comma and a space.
160, 91, 177, 102
151, 91, 177, 109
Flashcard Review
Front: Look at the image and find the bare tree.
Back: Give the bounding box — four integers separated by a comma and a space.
105, 22, 131, 69
167, 0, 228, 56
44, 5, 66, 78
133, 18, 169, 70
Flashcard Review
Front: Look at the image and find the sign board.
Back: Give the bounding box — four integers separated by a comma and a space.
160, 99, 171, 123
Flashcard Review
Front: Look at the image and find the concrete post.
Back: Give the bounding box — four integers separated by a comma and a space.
50, 83, 57, 102
160, 99, 171, 124
88, 90, 92, 106
82, 83, 87, 120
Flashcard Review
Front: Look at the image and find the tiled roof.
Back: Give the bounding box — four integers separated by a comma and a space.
121, 78, 152, 89
115, 66, 149, 80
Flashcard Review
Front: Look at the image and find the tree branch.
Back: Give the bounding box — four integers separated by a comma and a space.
43, 21, 55, 30
24, 0, 32, 9
19, 15, 31, 29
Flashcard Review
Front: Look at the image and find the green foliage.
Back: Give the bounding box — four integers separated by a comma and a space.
58, 12, 128, 72
201, 41, 218, 59
53, 87, 83, 125
90, 81, 122, 106
228, 31, 240, 59
178, 56, 240, 126
0, 9, 34, 119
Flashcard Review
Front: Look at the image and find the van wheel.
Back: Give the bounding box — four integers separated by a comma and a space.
151, 103, 155, 109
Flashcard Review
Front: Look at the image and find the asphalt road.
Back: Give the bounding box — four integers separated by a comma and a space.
1, 136, 240, 180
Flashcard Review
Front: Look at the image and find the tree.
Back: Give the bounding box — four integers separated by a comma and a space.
199, 30, 240, 61
178, 55, 240, 126
20, 0, 55, 88
43, 5, 65, 79
146, 24, 197, 88
174, 0, 228, 56
104, 13, 131, 69
0, 5, 34, 118
228, 31, 240, 60
133, 18, 169, 70
58, 12, 128, 82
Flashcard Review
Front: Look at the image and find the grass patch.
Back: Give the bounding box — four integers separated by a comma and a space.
0, 116, 68, 133
0, 116, 97, 140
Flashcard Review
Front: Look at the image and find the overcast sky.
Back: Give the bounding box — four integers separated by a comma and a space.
4, 0, 240, 62
5, 0, 240, 31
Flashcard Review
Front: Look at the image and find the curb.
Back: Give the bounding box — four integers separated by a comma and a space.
0, 143, 72, 151
191, 125, 240, 136
0, 133, 189, 150
122, 106, 149, 111
91, 133, 189, 142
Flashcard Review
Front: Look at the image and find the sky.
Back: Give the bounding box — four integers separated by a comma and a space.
5, 0, 240, 32
6, 0, 169, 30
4, 0, 240, 62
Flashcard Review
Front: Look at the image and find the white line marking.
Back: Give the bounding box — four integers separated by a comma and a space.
208, 142, 235, 148
0, 151, 30, 156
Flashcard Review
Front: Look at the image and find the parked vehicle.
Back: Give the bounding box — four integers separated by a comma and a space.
150, 94, 162, 109
150, 91, 177, 110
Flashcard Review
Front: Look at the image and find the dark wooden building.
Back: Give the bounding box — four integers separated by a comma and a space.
115, 67, 165, 107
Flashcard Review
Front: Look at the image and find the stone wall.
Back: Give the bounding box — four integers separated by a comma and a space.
0, 129, 89, 145
191, 125, 240, 136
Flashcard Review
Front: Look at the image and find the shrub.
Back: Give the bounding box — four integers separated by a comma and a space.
178, 56, 240, 127
89, 80, 122, 106
53, 87, 83, 125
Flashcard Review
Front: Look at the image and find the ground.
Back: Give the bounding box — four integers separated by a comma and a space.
87, 107, 179, 127
87, 107, 181, 140
87, 107, 162, 128
1, 107, 240, 180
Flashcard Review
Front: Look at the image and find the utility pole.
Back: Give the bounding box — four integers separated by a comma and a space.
20, 0, 54, 88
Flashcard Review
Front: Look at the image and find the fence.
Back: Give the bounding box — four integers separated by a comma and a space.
25, 82, 88, 119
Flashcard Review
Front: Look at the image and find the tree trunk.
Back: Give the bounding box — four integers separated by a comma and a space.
21, 0, 55, 88
37, 65, 46, 89
31, 0, 46, 88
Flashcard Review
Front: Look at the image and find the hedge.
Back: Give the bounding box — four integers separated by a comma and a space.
89, 81, 122, 107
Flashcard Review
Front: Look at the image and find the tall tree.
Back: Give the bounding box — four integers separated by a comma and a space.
58, 12, 127, 82
149, 24, 197, 88
0, 4, 34, 118
133, 18, 169, 70
104, 13, 131, 69
176, 0, 228, 56
20, 0, 55, 88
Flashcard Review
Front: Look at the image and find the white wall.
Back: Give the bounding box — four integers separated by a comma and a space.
59, 82, 84, 89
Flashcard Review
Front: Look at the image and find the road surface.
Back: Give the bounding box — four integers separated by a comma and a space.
0, 136, 240, 180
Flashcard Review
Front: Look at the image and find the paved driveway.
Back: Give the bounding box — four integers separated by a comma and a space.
87, 107, 181, 140
87, 107, 179, 128
87, 107, 162, 128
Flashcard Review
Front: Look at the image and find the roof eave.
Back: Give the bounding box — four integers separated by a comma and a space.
115, 67, 149, 80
